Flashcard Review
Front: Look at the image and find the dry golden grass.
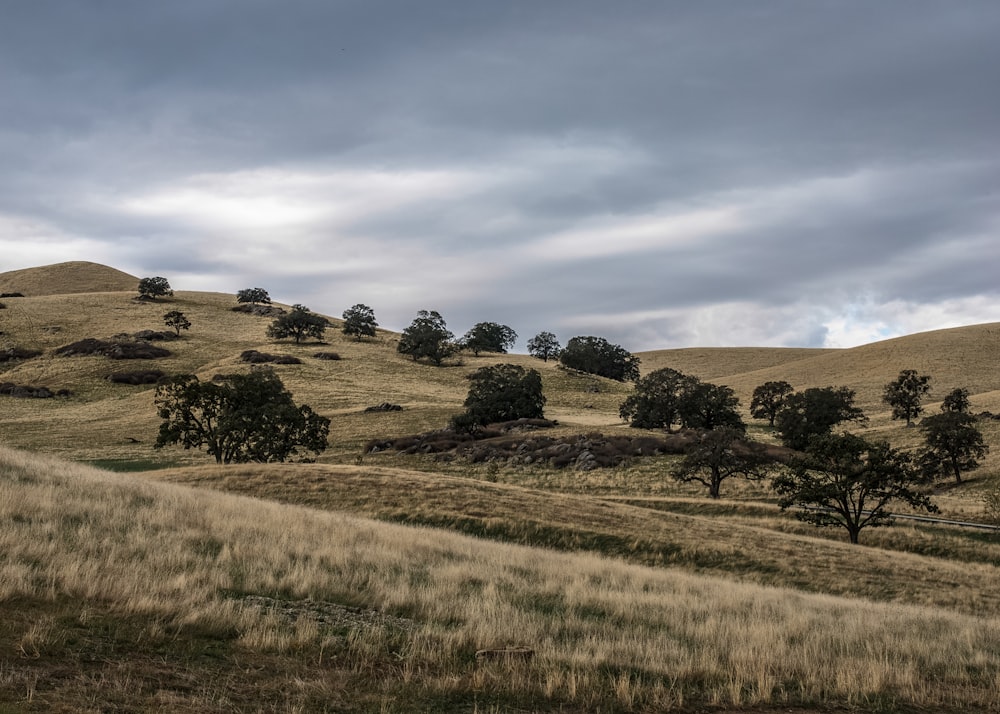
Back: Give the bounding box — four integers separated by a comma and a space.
150, 461, 1000, 618
0, 260, 139, 296
4, 446, 1000, 712
4, 261, 1000, 711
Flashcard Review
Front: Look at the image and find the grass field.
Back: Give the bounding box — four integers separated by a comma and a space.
2, 261, 1000, 712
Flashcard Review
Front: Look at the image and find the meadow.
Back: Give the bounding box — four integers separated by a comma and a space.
2, 261, 1000, 712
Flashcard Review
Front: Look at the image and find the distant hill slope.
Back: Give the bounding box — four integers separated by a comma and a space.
640, 324, 1000, 413
0, 261, 138, 296
0, 261, 998, 466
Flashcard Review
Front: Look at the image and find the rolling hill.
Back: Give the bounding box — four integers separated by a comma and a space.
3, 261, 1000, 712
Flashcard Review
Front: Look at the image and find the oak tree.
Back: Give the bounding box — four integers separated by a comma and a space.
917, 411, 988, 483
883, 369, 931, 426
773, 433, 936, 544
154, 369, 330, 464
750, 380, 794, 427
267, 304, 327, 344
342, 303, 378, 340
527, 332, 561, 362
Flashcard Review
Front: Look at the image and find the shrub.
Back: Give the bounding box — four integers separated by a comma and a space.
0, 383, 71, 398
133, 330, 178, 341
365, 402, 403, 412
54, 338, 171, 360
0, 292, 25, 298
231, 304, 286, 316
108, 370, 167, 385
240, 350, 303, 365
0, 347, 42, 363
313, 352, 341, 361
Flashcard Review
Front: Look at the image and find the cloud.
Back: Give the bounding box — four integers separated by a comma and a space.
1, 2, 998, 350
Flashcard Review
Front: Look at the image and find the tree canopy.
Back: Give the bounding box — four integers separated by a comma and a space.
559, 336, 639, 382
775, 387, 866, 451
266, 304, 327, 344
154, 369, 330, 464
342, 303, 378, 340
619, 367, 693, 429
452, 363, 545, 431
236, 287, 271, 305
882, 369, 931, 426
462, 322, 517, 355
941, 387, 971, 414
527, 332, 561, 362
397, 310, 457, 365
137, 276, 173, 299
773, 432, 937, 544
917, 411, 988, 483
750, 380, 794, 427
677, 381, 744, 432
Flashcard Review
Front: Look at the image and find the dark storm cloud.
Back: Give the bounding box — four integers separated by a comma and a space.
1, 1, 998, 349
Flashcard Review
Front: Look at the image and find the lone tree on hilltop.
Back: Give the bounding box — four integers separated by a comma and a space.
163, 310, 191, 336
462, 322, 517, 356
237, 287, 271, 306
452, 363, 545, 432
775, 386, 866, 451
773, 432, 937, 544
619, 367, 695, 430
342, 303, 378, 340
750, 380, 794, 427
917, 411, 988, 484
267, 304, 327, 344
560, 336, 639, 382
941, 387, 971, 414
671, 426, 770, 499
883, 369, 932, 426
137, 276, 173, 300
154, 369, 330, 464
527, 331, 561, 362
397, 310, 458, 365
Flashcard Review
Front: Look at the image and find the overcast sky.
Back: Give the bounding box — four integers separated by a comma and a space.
2, 2, 998, 351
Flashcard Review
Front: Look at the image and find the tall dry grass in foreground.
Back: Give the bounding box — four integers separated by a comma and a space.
3, 447, 1000, 711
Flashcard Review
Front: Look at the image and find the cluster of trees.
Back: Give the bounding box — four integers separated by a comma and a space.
141, 276, 989, 546
613, 366, 990, 543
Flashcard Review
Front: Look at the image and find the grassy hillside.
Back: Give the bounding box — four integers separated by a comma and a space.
4, 447, 1000, 713
0, 260, 139, 296
3, 261, 1000, 712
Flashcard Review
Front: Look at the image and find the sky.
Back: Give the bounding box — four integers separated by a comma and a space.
1, 1, 998, 351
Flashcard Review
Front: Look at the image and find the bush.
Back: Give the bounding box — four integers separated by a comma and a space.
240, 350, 303, 365
0, 383, 71, 398
108, 369, 167, 385
54, 338, 172, 360
314, 351, 341, 361
133, 330, 178, 341
0, 292, 25, 298
365, 402, 402, 412
231, 304, 286, 316
0, 347, 42, 363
